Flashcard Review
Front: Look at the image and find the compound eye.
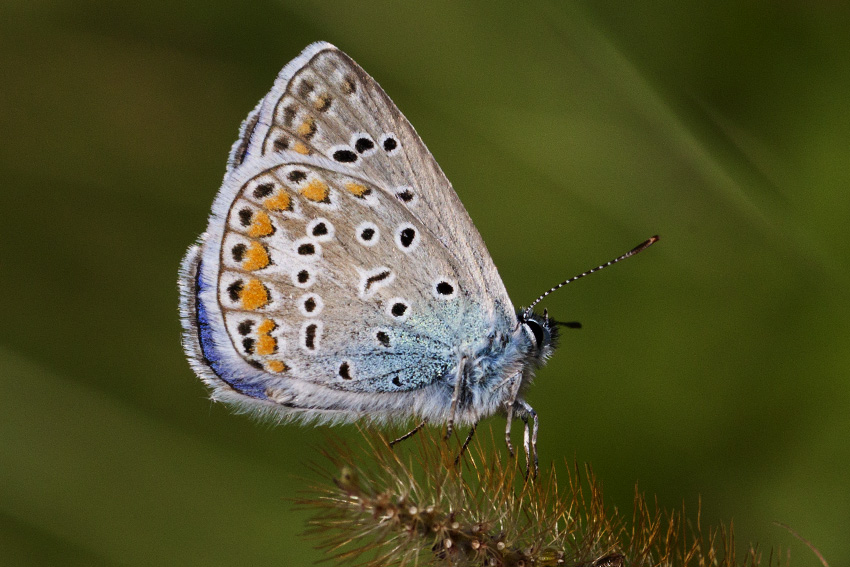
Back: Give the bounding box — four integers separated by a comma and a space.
525, 320, 545, 350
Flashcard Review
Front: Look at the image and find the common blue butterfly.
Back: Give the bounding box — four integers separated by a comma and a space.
179, 42, 656, 473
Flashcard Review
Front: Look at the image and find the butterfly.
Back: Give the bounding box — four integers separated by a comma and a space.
179, 42, 656, 474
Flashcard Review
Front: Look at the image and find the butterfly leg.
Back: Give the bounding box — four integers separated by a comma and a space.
389, 419, 427, 447
503, 371, 523, 457
520, 413, 531, 479
445, 356, 468, 440
519, 400, 539, 479
453, 421, 479, 467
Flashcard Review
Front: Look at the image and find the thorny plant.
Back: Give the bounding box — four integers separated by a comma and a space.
297, 426, 784, 567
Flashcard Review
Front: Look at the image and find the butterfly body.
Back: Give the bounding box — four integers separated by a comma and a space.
179, 42, 557, 439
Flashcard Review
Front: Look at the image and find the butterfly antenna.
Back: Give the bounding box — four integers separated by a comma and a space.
523, 235, 659, 318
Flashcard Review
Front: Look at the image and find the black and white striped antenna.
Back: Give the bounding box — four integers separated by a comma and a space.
523, 235, 659, 318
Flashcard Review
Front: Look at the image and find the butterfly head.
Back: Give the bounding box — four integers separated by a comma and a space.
518, 309, 559, 364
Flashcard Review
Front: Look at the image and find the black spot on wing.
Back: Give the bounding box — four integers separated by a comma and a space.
333, 149, 357, 163
338, 362, 351, 380
376, 331, 390, 347
253, 183, 274, 199
355, 137, 374, 153
364, 270, 391, 293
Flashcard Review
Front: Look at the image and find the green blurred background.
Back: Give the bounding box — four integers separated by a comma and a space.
2, 1, 849, 565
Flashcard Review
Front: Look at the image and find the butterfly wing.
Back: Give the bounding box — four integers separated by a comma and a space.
239, 42, 514, 319
179, 42, 517, 423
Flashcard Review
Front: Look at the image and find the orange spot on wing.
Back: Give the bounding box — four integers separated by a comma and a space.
263, 191, 291, 212
242, 242, 270, 271
247, 211, 274, 237
297, 117, 316, 139
300, 179, 329, 202
344, 182, 369, 197
257, 319, 277, 335
293, 142, 310, 155
256, 334, 277, 355
241, 279, 269, 310
314, 94, 332, 112
266, 360, 287, 373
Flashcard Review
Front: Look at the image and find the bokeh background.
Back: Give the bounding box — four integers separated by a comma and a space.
2, 2, 849, 565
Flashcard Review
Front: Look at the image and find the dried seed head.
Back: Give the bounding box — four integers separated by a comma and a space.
299, 426, 773, 567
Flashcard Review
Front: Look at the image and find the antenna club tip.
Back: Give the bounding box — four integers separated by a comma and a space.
628, 235, 660, 255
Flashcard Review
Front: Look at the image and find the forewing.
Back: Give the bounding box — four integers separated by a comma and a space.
236, 42, 514, 321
